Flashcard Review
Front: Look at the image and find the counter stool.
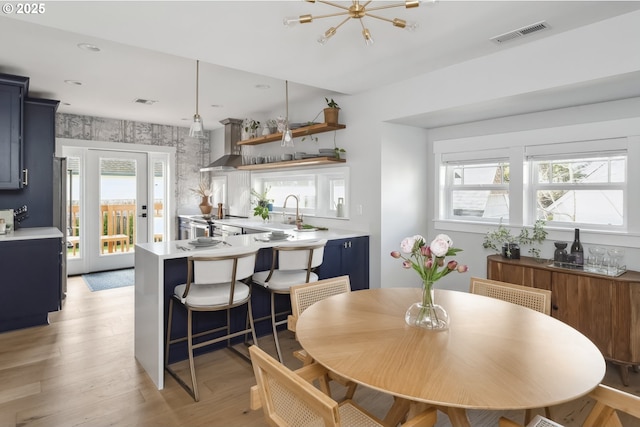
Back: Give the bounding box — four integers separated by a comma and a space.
165, 247, 258, 401
252, 239, 327, 363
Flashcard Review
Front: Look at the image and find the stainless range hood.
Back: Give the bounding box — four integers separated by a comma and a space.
200, 118, 243, 171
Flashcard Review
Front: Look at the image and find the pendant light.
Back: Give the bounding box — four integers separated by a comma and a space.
189, 60, 205, 138
281, 80, 294, 147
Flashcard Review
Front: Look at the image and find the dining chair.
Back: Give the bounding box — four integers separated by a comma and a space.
470, 276, 552, 422
252, 239, 327, 363
288, 275, 358, 400
499, 383, 640, 427
248, 344, 438, 427
469, 276, 552, 316
164, 248, 259, 401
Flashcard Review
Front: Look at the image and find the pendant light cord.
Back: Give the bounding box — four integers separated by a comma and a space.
285, 80, 289, 122
195, 60, 200, 116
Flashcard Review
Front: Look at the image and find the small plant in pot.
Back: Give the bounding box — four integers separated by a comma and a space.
323, 98, 340, 124
251, 186, 273, 221
482, 219, 547, 260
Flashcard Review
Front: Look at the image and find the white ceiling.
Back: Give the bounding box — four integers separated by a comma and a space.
2, 1, 640, 130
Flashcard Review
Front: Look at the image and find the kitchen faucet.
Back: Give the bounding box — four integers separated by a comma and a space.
283, 194, 302, 229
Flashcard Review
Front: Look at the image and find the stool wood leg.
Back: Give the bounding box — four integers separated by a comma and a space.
271, 292, 283, 363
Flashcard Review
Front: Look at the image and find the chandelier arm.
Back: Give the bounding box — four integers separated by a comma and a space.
364, 13, 395, 24
315, 0, 350, 11
305, 10, 351, 21
333, 16, 352, 31
365, 2, 417, 13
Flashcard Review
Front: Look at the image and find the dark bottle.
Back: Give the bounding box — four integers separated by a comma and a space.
570, 228, 584, 268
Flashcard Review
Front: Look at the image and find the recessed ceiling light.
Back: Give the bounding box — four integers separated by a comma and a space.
255, 84, 271, 90
133, 98, 158, 105
64, 80, 82, 86
211, 104, 224, 108
77, 43, 101, 52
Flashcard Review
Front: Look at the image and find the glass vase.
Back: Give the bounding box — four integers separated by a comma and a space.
405, 282, 449, 330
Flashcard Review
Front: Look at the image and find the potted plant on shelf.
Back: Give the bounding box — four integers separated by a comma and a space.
251, 186, 273, 221
242, 118, 261, 139
482, 219, 547, 260
324, 98, 340, 125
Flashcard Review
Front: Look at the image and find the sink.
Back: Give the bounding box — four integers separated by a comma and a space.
263, 222, 297, 231
217, 218, 297, 233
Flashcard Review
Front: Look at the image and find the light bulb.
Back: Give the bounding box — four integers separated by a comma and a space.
363, 29, 374, 46
317, 27, 336, 45
404, 21, 419, 32
283, 16, 298, 27
283, 129, 294, 147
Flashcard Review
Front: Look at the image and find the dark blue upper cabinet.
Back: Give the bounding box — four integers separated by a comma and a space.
0, 74, 29, 190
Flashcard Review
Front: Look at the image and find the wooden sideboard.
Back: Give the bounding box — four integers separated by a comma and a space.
487, 254, 640, 386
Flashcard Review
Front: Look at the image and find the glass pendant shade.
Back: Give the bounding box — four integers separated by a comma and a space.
189, 114, 204, 138
282, 128, 294, 147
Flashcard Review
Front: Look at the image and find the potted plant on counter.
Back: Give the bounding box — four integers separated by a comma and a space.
251, 186, 273, 221
482, 219, 547, 260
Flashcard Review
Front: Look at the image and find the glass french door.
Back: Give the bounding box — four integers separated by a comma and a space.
82, 150, 148, 272
63, 147, 171, 275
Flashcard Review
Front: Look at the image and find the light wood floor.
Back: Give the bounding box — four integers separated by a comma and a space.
0, 276, 638, 427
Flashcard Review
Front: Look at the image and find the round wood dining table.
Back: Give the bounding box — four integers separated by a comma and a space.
295, 288, 606, 426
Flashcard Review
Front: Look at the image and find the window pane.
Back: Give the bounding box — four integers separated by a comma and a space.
452, 190, 509, 219
67, 157, 81, 258
536, 189, 623, 225
453, 164, 509, 185
261, 177, 316, 209
330, 178, 345, 213
153, 161, 165, 242
536, 157, 626, 184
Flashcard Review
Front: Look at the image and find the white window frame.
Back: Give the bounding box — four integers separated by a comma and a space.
442, 158, 510, 222
527, 147, 627, 230
250, 166, 349, 220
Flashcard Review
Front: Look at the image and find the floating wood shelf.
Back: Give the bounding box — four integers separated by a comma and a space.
236, 156, 346, 171
237, 123, 346, 146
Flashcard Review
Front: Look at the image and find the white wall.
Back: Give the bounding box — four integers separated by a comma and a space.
380, 123, 429, 289
206, 9, 640, 290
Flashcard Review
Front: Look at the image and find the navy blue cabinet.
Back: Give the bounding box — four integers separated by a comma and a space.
0, 98, 59, 225
318, 236, 370, 290
0, 237, 62, 332
0, 74, 29, 190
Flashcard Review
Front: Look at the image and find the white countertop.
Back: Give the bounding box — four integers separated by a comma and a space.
0, 227, 63, 242
136, 227, 367, 259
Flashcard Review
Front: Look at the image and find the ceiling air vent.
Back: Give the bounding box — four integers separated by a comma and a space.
133, 98, 158, 105
490, 21, 550, 44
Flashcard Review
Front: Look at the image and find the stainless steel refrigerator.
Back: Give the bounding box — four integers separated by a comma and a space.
52, 156, 68, 301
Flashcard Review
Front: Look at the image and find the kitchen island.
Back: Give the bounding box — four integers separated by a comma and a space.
134, 227, 369, 389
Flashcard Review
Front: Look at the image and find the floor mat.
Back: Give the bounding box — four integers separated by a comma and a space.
82, 268, 134, 292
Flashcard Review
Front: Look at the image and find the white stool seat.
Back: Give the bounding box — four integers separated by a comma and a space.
253, 270, 319, 291
174, 282, 250, 307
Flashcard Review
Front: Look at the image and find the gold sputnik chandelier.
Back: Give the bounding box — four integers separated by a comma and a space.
284, 0, 422, 46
